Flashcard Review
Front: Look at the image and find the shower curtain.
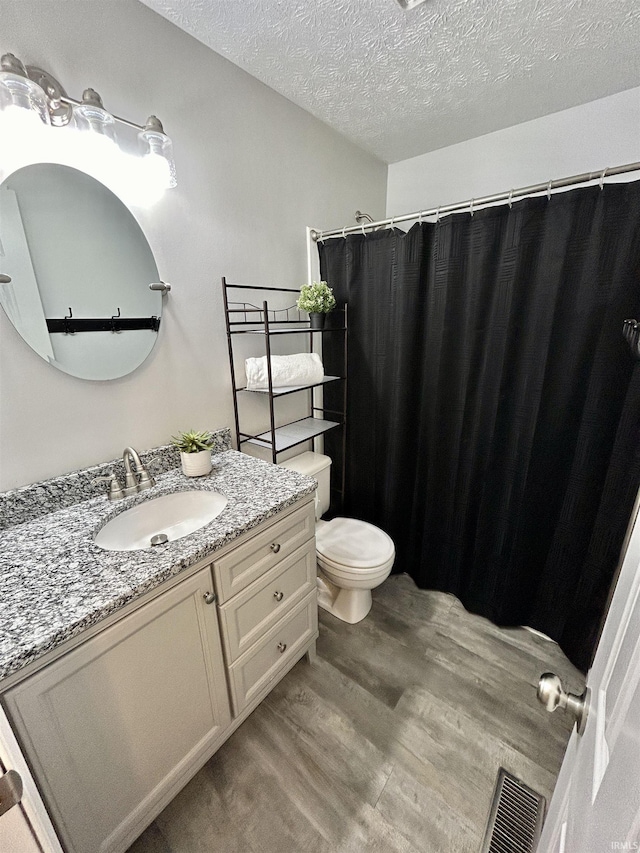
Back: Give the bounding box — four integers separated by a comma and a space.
319, 182, 640, 672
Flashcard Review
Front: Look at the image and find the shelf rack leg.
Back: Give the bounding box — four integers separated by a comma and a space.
222, 277, 242, 450
263, 301, 278, 464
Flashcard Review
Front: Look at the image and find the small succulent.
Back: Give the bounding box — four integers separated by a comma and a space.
296, 281, 336, 314
171, 430, 215, 454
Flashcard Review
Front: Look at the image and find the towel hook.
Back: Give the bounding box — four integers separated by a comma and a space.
547, 180, 553, 201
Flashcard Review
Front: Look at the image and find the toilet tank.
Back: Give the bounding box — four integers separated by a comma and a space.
279, 451, 332, 519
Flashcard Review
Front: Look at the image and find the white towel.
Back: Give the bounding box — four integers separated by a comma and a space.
245, 353, 324, 390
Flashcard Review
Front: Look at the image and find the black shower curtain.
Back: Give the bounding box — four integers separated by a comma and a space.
320, 183, 640, 672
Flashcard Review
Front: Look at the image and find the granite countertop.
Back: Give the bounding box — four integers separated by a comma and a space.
0, 450, 316, 683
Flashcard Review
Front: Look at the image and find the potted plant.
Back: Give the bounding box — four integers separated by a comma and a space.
171, 429, 215, 477
296, 281, 336, 329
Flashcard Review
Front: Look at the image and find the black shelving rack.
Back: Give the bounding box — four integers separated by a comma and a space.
222, 276, 347, 507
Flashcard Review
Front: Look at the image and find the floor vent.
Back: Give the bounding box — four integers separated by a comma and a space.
480, 768, 546, 853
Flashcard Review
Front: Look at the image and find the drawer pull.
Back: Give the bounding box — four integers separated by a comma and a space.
270, 542, 281, 554
203, 591, 217, 605
277, 642, 287, 654
273, 590, 284, 602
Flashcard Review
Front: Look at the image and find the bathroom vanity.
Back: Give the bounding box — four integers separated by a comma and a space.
0, 440, 318, 853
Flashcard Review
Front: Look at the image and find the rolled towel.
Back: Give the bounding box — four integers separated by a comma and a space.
245, 352, 324, 390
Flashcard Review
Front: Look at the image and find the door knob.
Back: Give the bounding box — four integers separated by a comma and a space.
537, 673, 590, 735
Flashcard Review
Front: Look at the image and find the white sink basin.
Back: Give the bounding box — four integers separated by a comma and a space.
93, 490, 228, 551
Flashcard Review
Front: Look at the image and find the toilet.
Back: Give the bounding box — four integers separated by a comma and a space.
280, 452, 395, 623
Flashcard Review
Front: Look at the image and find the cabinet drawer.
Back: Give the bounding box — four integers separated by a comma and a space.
213, 501, 315, 603
228, 593, 318, 716
219, 542, 316, 663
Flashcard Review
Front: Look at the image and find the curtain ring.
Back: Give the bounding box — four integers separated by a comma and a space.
599, 168, 608, 190
342, 227, 346, 240
508, 189, 514, 209
436, 205, 441, 222
547, 180, 553, 201
388, 217, 395, 230
361, 223, 367, 237
318, 230, 324, 243
418, 210, 423, 224
469, 198, 475, 217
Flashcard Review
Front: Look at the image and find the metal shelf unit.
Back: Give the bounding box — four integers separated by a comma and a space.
222, 277, 347, 506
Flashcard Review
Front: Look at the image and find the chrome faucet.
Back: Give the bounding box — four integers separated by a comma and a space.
92, 447, 155, 500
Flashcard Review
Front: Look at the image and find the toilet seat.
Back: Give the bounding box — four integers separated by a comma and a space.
316, 517, 395, 570
317, 552, 396, 581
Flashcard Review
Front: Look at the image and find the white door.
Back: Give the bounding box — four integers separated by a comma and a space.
0, 763, 42, 853
0, 707, 64, 853
538, 489, 640, 852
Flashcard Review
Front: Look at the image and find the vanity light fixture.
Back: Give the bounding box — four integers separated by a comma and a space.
0, 52, 177, 192
394, 0, 431, 7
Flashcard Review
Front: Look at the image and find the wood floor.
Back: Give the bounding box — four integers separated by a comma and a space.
128, 574, 583, 853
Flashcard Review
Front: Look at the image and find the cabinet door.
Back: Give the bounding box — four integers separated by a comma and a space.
4, 566, 231, 853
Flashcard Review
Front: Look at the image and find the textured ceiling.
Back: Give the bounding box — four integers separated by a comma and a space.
140, 0, 640, 163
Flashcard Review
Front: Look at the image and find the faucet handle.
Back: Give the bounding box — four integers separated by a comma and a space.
92, 472, 125, 501
137, 467, 156, 491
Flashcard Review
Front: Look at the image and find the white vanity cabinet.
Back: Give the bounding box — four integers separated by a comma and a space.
4, 566, 231, 853
1, 497, 317, 853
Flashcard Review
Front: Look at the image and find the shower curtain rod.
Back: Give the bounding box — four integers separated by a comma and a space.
310, 160, 640, 241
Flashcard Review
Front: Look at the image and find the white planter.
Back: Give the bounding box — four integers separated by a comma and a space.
180, 450, 212, 477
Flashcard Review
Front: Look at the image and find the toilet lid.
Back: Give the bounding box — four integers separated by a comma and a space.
316, 517, 395, 569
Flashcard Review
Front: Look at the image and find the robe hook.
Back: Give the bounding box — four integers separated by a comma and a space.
64, 307, 74, 335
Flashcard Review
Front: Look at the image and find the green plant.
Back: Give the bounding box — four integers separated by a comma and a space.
170, 429, 215, 454
296, 281, 336, 314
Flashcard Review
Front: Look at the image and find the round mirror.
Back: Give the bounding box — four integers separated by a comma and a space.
0, 163, 162, 380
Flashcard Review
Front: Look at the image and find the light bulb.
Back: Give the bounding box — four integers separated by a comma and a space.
0, 54, 50, 127
139, 116, 177, 189
0, 105, 50, 177
73, 89, 117, 145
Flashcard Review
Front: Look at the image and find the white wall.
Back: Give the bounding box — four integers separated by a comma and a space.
387, 87, 640, 216
0, 0, 386, 490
